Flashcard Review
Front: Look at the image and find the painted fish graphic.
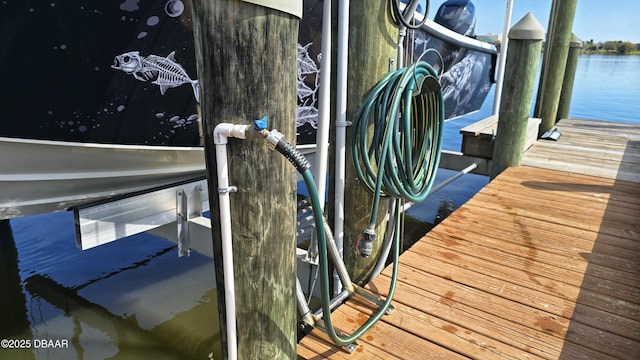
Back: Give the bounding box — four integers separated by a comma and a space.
111, 51, 200, 102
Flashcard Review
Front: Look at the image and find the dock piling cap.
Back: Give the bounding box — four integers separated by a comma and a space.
570, 33, 584, 48
241, 0, 302, 19
508, 12, 545, 40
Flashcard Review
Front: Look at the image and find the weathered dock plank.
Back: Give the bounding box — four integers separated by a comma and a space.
523, 118, 640, 182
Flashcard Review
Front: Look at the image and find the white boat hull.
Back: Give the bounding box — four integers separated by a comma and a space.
0, 137, 206, 219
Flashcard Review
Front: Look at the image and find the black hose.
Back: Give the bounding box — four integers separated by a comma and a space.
390, 0, 429, 30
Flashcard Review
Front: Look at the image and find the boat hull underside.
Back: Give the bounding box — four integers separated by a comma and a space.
0, 138, 205, 219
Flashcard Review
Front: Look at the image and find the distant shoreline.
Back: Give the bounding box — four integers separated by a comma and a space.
581, 50, 640, 55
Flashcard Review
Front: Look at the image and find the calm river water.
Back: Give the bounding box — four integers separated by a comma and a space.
1, 55, 638, 359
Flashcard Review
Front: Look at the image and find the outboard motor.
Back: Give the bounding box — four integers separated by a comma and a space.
434, 0, 477, 37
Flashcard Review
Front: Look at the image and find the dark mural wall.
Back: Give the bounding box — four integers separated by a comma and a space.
0, 0, 200, 146
0, 0, 493, 146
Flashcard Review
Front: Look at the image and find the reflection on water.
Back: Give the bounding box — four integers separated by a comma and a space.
0, 214, 221, 359
406, 169, 489, 225
0, 220, 31, 340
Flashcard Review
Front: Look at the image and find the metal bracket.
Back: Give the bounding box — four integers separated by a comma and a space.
313, 319, 359, 354
217, 186, 238, 194
541, 128, 562, 141
353, 285, 395, 315
176, 190, 190, 256
303, 232, 320, 265
296, 198, 319, 265
176, 185, 205, 257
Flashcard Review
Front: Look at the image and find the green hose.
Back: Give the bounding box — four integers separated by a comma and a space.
352, 61, 444, 227
267, 60, 444, 347
302, 169, 402, 346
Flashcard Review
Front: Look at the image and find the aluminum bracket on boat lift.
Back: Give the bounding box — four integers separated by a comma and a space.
73, 178, 210, 256
175, 186, 204, 256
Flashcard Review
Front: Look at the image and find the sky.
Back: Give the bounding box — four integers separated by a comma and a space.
421, 0, 640, 43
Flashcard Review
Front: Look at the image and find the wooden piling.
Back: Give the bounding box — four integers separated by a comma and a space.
339, 1, 397, 284
557, 34, 583, 121
534, 0, 579, 135
491, 13, 544, 179
190, 1, 300, 359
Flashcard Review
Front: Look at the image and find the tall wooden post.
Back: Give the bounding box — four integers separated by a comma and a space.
190, 1, 300, 359
492, 13, 544, 179
557, 33, 583, 121
534, 0, 579, 135
340, 1, 397, 284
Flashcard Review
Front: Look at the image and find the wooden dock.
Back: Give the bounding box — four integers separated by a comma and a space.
297, 118, 640, 359
523, 118, 640, 183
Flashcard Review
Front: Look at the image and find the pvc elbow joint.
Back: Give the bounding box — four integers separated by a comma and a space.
213, 123, 251, 145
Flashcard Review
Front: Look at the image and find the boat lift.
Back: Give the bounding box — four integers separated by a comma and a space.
72, 175, 330, 300
74, 177, 210, 256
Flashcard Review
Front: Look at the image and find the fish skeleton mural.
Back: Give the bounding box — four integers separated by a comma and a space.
112, 51, 200, 102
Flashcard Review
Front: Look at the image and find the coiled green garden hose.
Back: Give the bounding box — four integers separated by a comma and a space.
352, 61, 444, 257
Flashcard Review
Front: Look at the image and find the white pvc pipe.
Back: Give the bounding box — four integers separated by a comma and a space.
333, 0, 349, 295
213, 123, 251, 360
492, 0, 515, 115
397, 28, 406, 69
397, 0, 421, 68
312, 0, 332, 211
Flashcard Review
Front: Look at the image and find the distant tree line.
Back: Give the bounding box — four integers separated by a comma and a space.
583, 40, 640, 54
487, 38, 639, 55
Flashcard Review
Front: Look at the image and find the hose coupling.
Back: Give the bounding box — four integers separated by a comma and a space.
356, 227, 376, 258
263, 129, 311, 173
264, 129, 285, 151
